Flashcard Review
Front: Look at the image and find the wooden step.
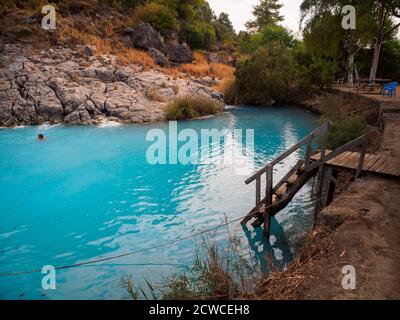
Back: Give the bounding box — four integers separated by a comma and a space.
274, 183, 288, 197
286, 173, 298, 185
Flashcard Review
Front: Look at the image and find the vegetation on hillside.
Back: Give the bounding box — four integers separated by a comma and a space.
230, 0, 400, 106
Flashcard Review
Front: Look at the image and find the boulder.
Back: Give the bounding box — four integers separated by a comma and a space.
206, 52, 218, 64
148, 48, 168, 67
83, 45, 94, 57
95, 67, 114, 83
125, 23, 166, 54
0, 38, 4, 53
162, 29, 179, 44
165, 42, 194, 64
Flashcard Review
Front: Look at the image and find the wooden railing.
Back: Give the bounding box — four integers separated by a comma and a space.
244, 121, 370, 238
244, 121, 330, 237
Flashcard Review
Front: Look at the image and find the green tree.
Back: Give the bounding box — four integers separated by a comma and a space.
301, 0, 375, 85
368, 0, 400, 81
239, 25, 295, 53
235, 42, 298, 104
245, 0, 284, 32
213, 12, 236, 41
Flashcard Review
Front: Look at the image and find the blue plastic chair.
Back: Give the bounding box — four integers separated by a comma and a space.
381, 82, 398, 97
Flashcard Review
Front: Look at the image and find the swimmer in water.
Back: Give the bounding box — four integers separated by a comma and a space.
38, 133, 46, 140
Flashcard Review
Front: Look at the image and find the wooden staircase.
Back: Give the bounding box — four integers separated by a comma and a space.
241, 121, 372, 238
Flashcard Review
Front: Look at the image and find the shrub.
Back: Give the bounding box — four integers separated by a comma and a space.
122, 235, 258, 300
131, 3, 179, 32
180, 22, 216, 50
165, 95, 223, 120
217, 77, 236, 104
325, 116, 367, 150
235, 43, 298, 105
210, 63, 234, 80
319, 97, 367, 149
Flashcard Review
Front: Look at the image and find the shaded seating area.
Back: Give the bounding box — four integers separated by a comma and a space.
355, 78, 392, 93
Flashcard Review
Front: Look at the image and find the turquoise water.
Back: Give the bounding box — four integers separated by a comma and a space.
0, 106, 317, 300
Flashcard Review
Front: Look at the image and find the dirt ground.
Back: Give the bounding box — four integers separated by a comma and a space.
257, 93, 400, 300
257, 175, 400, 300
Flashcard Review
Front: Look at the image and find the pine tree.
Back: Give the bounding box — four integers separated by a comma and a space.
245, 0, 284, 32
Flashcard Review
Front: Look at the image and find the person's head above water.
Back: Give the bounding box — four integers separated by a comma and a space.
38, 133, 45, 140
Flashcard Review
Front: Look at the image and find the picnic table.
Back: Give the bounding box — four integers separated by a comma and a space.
355, 78, 392, 93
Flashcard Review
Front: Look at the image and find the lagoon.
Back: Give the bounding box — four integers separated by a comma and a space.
0, 106, 317, 299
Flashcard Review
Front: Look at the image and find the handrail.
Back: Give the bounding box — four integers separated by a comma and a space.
245, 121, 330, 184
306, 127, 370, 173
243, 121, 369, 239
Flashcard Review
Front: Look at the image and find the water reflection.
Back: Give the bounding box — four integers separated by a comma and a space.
242, 217, 293, 273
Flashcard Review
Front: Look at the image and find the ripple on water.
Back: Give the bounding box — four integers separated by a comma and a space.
0, 106, 318, 299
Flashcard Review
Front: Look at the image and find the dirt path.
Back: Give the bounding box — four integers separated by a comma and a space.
258, 94, 400, 300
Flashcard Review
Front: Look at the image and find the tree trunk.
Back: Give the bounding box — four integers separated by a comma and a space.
348, 53, 355, 86
369, 5, 386, 82
369, 38, 383, 81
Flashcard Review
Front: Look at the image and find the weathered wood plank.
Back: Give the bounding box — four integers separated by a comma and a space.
362, 154, 381, 170
264, 165, 273, 238
246, 122, 329, 184
369, 156, 387, 171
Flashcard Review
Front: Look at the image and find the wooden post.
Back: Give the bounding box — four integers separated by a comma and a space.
314, 122, 329, 227
304, 139, 313, 170
326, 168, 338, 206
356, 127, 370, 178
264, 165, 273, 239
255, 175, 261, 206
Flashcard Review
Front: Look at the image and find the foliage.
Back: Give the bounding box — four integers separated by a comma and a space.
128, 0, 237, 49
123, 234, 258, 300
180, 22, 216, 49
212, 12, 236, 42
319, 97, 367, 149
240, 25, 295, 53
132, 2, 179, 31
235, 43, 298, 104
245, 0, 283, 32
165, 95, 223, 120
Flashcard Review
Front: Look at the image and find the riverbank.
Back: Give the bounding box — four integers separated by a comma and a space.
257, 89, 400, 300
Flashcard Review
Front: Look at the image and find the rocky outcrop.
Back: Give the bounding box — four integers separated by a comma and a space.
148, 48, 168, 67
0, 42, 223, 127
125, 23, 194, 65
125, 23, 166, 54
165, 42, 193, 64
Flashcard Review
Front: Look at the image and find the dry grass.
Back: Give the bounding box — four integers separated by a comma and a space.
210, 63, 234, 80
57, 21, 154, 67
116, 48, 155, 67
178, 52, 235, 93
122, 231, 259, 300
256, 228, 333, 300
161, 67, 183, 78
147, 90, 166, 102
179, 52, 212, 77
173, 84, 180, 94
